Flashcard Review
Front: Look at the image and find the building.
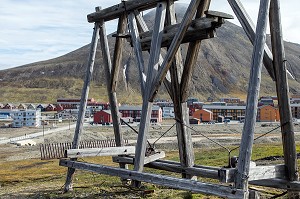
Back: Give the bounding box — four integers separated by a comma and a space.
220, 97, 241, 104
202, 104, 246, 121
57, 98, 109, 114
18, 104, 27, 110
27, 104, 36, 110
192, 109, 213, 122
3, 103, 15, 110
94, 110, 113, 124
162, 106, 174, 118
12, 109, 41, 128
258, 97, 274, 107
119, 105, 162, 123
257, 105, 279, 122
45, 104, 56, 111
291, 104, 300, 119
36, 104, 47, 111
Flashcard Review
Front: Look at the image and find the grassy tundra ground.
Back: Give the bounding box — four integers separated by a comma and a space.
1, 122, 300, 198
0, 143, 299, 199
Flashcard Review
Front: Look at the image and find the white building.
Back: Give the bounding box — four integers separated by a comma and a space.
162, 106, 174, 118
12, 109, 41, 128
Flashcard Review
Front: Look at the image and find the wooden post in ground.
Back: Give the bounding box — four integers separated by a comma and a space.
132, 2, 166, 187
109, 13, 128, 173
234, 0, 270, 198
63, 7, 101, 192
98, 15, 127, 173
269, 0, 299, 197
174, 0, 211, 179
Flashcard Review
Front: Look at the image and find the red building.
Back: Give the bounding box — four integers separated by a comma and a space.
119, 105, 162, 123
94, 110, 113, 124
45, 104, 56, 111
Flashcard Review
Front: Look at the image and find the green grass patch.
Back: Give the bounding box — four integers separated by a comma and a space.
0, 144, 298, 198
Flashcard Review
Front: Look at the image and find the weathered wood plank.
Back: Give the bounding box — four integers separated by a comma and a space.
133, 3, 166, 187
249, 178, 300, 191
66, 146, 135, 158
234, 0, 271, 194
149, 0, 202, 101
111, 13, 127, 92
270, 1, 299, 197
64, 7, 101, 193
140, 17, 217, 51
112, 156, 219, 179
60, 159, 244, 199
228, 0, 275, 80
220, 164, 287, 183
180, 0, 211, 102
87, 0, 178, 23
134, 10, 172, 92
144, 151, 165, 164
128, 12, 146, 95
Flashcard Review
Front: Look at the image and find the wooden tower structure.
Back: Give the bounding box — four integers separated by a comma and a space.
59, 0, 300, 198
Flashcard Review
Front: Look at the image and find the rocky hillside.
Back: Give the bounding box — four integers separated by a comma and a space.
1, 4, 300, 103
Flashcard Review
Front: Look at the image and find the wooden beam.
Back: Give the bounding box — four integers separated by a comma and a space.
134, 10, 173, 95
140, 17, 217, 51
228, 0, 275, 80
133, 3, 166, 187
128, 12, 146, 95
249, 178, 300, 191
111, 13, 127, 92
180, 0, 211, 102
149, 0, 202, 101
64, 7, 101, 193
87, 0, 178, 23
112, 155, 219, 179
234, 0, 271, 195
144, 151, 165, 164
66, 146, 135, 158
220, 164, 287, 183
269, 1, 299, 197
60, 159, 244, 199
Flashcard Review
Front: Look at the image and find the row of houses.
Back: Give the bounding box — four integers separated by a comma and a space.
191, 104, 282, 122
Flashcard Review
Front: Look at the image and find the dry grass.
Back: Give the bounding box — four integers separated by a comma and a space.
0, 143, 298, 198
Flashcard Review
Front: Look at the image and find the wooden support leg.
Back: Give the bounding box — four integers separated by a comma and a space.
99, 17, 128, 177
174, 102, 195, 179
269, 0, 299, 197
234, 0, 270, 198
63, 7, 101, 193
132, 2, 167, 187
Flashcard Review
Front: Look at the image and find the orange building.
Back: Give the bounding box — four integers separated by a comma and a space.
257, 105, 280, 122
192, 109, 213, 122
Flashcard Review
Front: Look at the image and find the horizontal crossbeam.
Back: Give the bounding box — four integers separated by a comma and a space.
87, 0, 178, 22
139, 17, 220, 50
66, 146, 135, 158
59, 159, 244, 199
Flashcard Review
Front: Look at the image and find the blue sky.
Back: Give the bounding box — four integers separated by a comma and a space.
0, 0, 299, 70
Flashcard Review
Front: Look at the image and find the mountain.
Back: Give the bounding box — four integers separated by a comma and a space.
1, 4, 300, 104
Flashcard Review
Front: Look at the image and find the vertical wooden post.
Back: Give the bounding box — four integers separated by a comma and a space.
234, 0, 270, 197
269, 0, 299, 197
98, 17, 125, 163
132, 2, 166, 187
64, 7, 101, 193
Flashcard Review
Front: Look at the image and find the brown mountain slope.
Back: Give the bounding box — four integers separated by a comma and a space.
1, 4, 300, 103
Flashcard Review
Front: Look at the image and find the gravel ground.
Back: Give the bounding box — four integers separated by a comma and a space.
1, 121, 300, 162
